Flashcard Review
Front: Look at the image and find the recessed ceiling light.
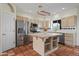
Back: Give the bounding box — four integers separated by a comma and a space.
62, 8, 65, 10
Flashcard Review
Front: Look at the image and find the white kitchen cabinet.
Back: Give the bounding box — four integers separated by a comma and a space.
68, 16, 76, 27
61, 18, 68, 28
45, 37, 58, 53
29, 33, 61, 56
0, 12, 15, 52
61, 16, 76, 28
64, 33, 75, 47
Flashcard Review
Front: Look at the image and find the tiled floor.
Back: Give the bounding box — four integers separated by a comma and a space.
1, 44, 79, 56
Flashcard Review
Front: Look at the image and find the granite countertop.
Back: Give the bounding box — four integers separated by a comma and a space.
28, 32, 62, 39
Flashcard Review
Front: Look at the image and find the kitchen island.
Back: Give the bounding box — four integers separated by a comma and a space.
29, 32, 62, 56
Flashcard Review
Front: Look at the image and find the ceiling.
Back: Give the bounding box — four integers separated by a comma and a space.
15, 3, 79, 16
15, 3, 79, 13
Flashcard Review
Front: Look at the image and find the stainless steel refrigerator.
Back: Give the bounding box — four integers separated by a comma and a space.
16, 20, 29, 47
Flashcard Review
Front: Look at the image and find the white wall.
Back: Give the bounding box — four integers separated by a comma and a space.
0, 4, 12, 12
0, 10, 2, 52
76, 8, 79, 46
76, 15, 79, 46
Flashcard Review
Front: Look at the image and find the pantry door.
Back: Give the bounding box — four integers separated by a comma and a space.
1, 12, 15, 52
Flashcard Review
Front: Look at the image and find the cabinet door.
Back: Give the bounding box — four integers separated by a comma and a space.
67, 16, 76, 27
64, 33, 74, 46
61, 16, 76, 28
1, 12, 15, 52
61, 18, 68, 28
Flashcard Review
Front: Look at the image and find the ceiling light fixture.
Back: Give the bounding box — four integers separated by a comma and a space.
37, 5, 50, 16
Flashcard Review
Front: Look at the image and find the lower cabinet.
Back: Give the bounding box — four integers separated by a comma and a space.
33, 36, 59, 56
45, 44, 51, 52
45, 37, 58, 53
65, 40, 73, 46
64, 33, 75, 47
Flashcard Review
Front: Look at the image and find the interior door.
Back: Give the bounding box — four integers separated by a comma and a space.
1, 12, 15, 52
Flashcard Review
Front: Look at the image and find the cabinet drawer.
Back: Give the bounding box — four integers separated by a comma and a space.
65, 36, 73, 41
64, 33, 73, 41
65, 33, 73, 37
65, 40, 73, 46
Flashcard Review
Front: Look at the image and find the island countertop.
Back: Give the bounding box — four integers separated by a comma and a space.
28, 32, 62, 39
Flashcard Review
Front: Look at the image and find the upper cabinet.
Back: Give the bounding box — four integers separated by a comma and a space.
34, 20, 50, 29
61, 16, 77, 28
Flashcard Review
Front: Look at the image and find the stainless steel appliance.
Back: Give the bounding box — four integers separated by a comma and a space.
16, 20, 29, 46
